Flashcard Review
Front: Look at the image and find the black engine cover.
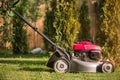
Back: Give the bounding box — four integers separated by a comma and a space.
74, 50, 102, 62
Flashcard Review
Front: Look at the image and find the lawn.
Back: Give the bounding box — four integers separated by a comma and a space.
0, 51, 120, 80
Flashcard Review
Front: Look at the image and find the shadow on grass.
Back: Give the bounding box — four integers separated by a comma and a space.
0, 52, 49, 58
20, 67, 54, 72
0, 49, 55, 73
0, 60, 47, 65
0, 52, 54, 72
0, 59, 55, 72
0, 59, 54, 72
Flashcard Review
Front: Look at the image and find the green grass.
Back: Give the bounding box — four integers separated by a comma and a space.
0, 51, 120, 80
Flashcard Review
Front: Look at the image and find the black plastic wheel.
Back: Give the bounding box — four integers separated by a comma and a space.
54, 58, 70, 73
101, 61, 114, 73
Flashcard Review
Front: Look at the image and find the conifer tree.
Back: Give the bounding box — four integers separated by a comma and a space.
96, 0, 120, 65
12, 0, 43, 54
78, 0, 91, 41
0, 13, 12, 48
12, 0, 29, 54
0, 0, 42, 52
45, 0, 80, 52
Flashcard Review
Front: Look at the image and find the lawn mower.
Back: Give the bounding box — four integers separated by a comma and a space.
0, 0, 114, 73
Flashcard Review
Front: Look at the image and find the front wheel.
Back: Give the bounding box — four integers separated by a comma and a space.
54, 58, 70, 73
101, 61, 114, 73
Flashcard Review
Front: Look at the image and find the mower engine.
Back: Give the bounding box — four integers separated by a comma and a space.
73, 41, 102, 62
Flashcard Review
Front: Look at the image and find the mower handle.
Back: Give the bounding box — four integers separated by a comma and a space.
13, 9, 71, 60
12, 9, 56, 47
0, 0, 71, 60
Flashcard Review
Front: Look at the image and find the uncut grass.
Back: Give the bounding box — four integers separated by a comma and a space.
0, 52, 120, 80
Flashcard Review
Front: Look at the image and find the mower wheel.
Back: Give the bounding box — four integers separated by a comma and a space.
54, 58, 70, 73
101, 61, 114, 73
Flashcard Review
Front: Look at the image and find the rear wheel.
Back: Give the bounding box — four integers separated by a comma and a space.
54, 58, 70, 73
101, 61, 114, 73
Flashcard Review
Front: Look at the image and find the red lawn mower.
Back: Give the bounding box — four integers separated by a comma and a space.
0, 0, 114, 73
47, 41, 114, 73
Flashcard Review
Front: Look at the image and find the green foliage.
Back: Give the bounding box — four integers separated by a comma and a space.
12, 0, 30, 54
96, 0, 120, 66
0, 13, 12, 48
0, 0, 43, 52
30, 0, 43, 22
45, 0, 80, 52
44, 0, 56, 50
78, 0, 91, 41
0, 0, 15, 48
12, 0, 43, 54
